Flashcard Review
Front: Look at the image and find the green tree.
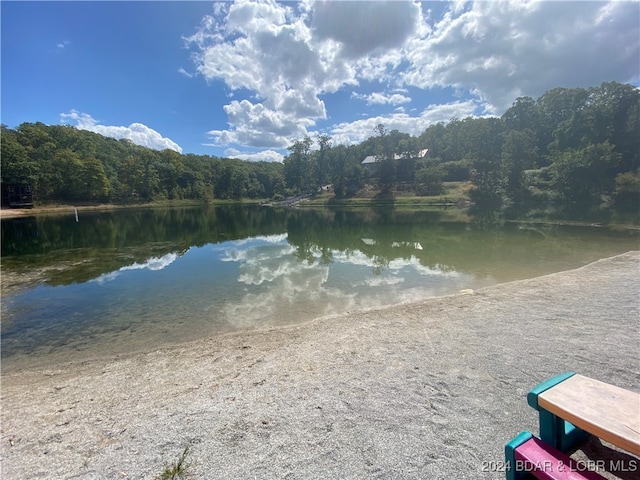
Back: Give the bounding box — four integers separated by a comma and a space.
158, 149, 187, 199
613, 171, 640, 208
315, 134, 332, 189
117, 155, 146, 201
501, 129, 538, 205
327, 144, 348, 197
550, 142, 621, 205
584, 82, 640, 173
79, 157, 111, 201
396, 135, 421, 182
138, 150, 161, 201
52, 149, 85, 200
1, 125, 37, 186
502, 97, 541, 132
215, 160, 249, 199
284, 136, 313, 194
414, 165, 445, 196
374, 124, 394, 193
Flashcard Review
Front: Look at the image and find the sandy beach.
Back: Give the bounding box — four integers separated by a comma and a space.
1, 251, 639, 479
1, 206, 112, 219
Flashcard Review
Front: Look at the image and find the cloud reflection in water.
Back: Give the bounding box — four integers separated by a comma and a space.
91, 252, 179, 284
216, 234, 467, 330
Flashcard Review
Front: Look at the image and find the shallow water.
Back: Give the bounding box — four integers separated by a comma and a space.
1, 206, 638, 371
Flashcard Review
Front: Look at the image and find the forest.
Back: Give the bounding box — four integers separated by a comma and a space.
2, 81, 638, 217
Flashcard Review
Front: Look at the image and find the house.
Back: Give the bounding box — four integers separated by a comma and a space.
1, 183, 34, 208
361, 155, 379, 174
361, 148, 429, 176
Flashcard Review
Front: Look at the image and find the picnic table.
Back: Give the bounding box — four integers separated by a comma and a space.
505, 372, 640, 480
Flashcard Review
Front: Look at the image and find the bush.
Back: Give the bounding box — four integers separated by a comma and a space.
414, 166, 445, 196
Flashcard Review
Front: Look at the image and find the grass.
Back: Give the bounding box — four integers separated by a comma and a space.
158, 446, 190, 480
301, 181, 474, 208
22, 182, 473, 214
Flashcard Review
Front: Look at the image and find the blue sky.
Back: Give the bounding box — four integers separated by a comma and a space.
2, 1, 639, 162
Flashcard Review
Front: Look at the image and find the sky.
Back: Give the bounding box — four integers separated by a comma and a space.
2, 1, 639, 162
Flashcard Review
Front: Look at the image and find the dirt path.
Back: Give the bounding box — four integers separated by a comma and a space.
1, 252, 639, 479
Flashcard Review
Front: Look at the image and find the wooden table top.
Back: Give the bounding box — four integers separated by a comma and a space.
538, 374, 640, 456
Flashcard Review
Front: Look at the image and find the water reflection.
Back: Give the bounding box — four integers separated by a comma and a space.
214, 234, 469, 331
92, 252, 179, 284
1, 206, 638, 371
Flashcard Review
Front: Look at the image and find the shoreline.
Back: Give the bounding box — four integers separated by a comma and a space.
2, 252, 639, 479
3, 204, 639, 233
0, 202, 207, 219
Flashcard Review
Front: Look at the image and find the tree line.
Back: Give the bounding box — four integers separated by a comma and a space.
1, 123, 285, 203
282, 81, 639, 215
2, 81, 638, 214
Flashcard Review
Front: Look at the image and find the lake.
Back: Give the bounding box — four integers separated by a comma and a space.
1, 205, 638, 372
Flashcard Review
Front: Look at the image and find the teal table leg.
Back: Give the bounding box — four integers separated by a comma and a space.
527, 372, 588, 451
505, 431, 533, 480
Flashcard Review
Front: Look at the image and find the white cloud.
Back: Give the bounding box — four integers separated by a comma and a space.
211, 231, 475, 329
419, 99, 482, 123
177, 67, 193, 78
121, 253, 178, 271
351, 91, 412, 106
403, 0, 640, 112
60, 110, 183, 153
91, 253, 178, 284
185, 0, 639, 150
223, 147, 284, 163
184, 0, 354, 149
206, 97, 317, 149
329, 99, 479, 146
310, 0, 421, 59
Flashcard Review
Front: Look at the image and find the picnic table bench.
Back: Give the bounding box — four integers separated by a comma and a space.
505, 372, 640, 480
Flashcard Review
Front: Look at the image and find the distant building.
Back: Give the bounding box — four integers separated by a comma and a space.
1, 183, 34, 208
361, 155, 379, 174
361, 148, 429, 176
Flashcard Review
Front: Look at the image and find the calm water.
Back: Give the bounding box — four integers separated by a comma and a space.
1, 206, 638, 371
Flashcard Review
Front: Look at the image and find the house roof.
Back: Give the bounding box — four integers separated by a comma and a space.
361, 148, 429, 165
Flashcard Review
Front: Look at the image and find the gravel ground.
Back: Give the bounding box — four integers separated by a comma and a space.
1, 251, 639, 480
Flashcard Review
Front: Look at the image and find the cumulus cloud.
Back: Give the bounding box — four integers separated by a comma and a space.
329, 99, 479, 145
351, 91, 412, 106
60, 110, 183, 153
207, 98, 315, 148
310, 1, 420, 58
403, 0, 640, 112
184, 0, 354, 149
184, 0, 639, 150
223, 147, 284, 163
